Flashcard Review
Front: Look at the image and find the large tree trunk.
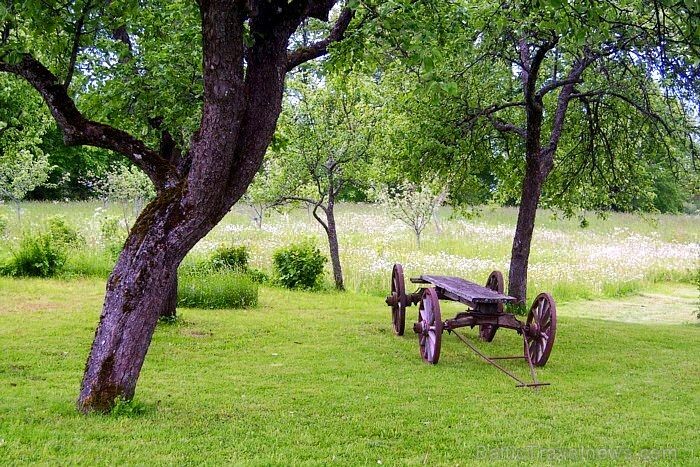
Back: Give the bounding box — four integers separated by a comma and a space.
79, 194, 186, 412
508, 158, 547, 306
325, 202, 344, 291
78, 186, 236, 412
77, 1, 296, 413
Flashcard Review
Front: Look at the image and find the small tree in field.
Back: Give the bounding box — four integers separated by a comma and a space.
0, 148, 52, 222
270, 74, 377, 290
97, 165, 156, 234
379, 181, 447, 249
242, 159, 282, 229
0, 77, 53, 221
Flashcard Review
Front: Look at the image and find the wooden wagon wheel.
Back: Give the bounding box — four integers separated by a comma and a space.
479, 270, 504, 342
417, 287, 443, 364
524, 293, 557, 367
389, 263, 407, 335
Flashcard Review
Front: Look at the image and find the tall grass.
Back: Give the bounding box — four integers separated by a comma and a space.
178, 270, 258, 309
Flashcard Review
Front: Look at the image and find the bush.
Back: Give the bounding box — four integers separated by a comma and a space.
273, 240, 327, 290
178, 271, 258, 309
47, 216, 84, 248
4, 232, 66, 277
247, 267, 270, 284
210, 245, 249, 271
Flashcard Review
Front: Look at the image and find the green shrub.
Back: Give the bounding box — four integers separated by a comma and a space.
247, 267, 270, 284
210, 245, 249, 271
178, 271, 258, 309
47, 215, 84, 248
273, 240, 327, 290
5, 232, 66, 277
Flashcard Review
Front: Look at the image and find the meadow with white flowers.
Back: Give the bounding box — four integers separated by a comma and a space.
201, 203, 699, 305
2, 201, 698, 308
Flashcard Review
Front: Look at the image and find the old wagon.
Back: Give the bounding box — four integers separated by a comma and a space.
385, 263, 556, 387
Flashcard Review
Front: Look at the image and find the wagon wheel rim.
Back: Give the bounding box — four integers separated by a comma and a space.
479, 270, 504, 342
391, 263, 407, 336
418, 288, 442, 364
525, 293, 557, 367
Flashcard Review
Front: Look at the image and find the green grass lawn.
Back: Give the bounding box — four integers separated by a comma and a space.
1, 277, 698, 465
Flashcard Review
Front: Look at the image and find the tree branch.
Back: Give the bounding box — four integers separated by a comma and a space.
536, 76, 583, 99
286, 7, 354, 71
276, 194, 330, 232
0, 54, 176, 189
487, 115, 527, 139
64, 0, 93, 90
521, 36, 559, 104
312, 202, 330, 233
571, 89, 674, 135
462, 100, 526, 127
545, 55, 597, 156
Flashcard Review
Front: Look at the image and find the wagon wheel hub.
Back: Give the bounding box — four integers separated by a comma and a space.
528, 322, 540, 337
413, 320, 430, 335
385, 293, 398, 307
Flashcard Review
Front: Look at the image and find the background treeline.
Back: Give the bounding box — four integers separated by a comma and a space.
8, 104, 699, 215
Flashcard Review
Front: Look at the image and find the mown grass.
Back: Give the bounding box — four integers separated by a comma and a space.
0, 277, 698, 465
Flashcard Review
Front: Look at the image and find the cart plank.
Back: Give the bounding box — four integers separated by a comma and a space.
418, 275, 516, 304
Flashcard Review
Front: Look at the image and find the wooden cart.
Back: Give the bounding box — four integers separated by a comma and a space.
386, 263, 556, 387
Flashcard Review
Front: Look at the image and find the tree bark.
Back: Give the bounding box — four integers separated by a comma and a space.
78, 189, 202, 412
160, 274, 178, 319
325, 200, 344, 291
508, 157, 547, 305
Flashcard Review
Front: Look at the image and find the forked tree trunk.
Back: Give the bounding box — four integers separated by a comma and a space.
2, 1, 352, 414
325, 203, 344, 291
78, 8, 288, 412
77, 187, 235, 412
492, 40, 583, 308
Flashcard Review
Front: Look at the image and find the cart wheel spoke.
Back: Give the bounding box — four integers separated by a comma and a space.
542, 319, 551, 331
417, 288, 442, 364
389, 264, 407, 336
479, 271, 504, 342
525, 293, 557, 367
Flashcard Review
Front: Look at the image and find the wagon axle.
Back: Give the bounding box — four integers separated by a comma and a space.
386, 263, 557, 388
